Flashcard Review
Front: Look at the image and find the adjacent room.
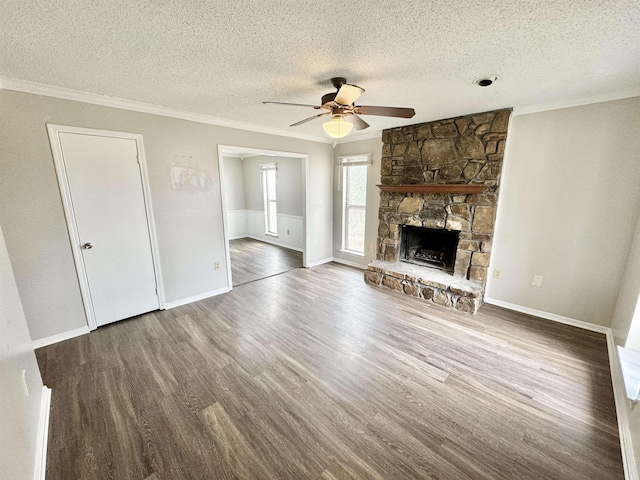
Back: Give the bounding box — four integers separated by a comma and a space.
220, 147, 306, 286
1, 1, 640, 480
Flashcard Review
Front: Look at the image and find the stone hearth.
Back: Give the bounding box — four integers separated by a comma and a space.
365, 260, 484, 313
365, 108, 512, 313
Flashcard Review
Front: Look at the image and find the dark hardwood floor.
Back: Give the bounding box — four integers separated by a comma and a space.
230, 237, 303, 286
36, 263, 624, 480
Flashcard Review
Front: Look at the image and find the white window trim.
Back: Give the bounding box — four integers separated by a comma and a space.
260, 163, 278, 236
340, 154, 370, 255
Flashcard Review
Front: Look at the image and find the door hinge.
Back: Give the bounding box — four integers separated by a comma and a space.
136, 154, 140, 164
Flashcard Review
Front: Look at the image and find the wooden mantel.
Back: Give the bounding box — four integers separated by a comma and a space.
377, 184, 486, 194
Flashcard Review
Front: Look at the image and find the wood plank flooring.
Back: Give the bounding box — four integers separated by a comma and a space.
36, 263, 624, 480
230, 237, 303, 286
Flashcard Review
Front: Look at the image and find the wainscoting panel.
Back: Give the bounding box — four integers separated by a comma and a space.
245, 210, 303, 251
227, 209, 249, 240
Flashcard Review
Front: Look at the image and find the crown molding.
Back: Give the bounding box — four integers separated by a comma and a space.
4, 76, 638, 141
0, 76, 332, 144
513, 87, 640, 116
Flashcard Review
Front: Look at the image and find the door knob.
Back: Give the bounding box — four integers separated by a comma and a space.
82, 243, 93, 249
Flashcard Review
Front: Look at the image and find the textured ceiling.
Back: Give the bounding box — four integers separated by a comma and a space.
2, 0, 640, 141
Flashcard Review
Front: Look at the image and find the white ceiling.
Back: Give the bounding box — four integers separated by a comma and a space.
2, 0, 639, 142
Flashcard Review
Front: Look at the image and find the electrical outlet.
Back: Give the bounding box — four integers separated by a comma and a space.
532, 275, 543, 287
21, 370, 29, 397
214, 262, 221, 270
366, 244, 372, 252
493, 269, 501, 279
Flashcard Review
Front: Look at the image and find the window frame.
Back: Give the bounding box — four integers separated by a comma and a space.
339, 154, 370, 256
260, 163, 278, 236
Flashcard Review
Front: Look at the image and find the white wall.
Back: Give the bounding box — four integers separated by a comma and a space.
631, 408, 640, 475
0, 223, 46, 480
333, 137, 382, 266
0, 90, 333, 341
487, 97, 640, 327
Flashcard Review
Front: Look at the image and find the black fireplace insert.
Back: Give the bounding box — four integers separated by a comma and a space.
400, 225, 459, 272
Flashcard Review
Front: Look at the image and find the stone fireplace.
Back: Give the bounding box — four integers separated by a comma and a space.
364, 108, 512, 313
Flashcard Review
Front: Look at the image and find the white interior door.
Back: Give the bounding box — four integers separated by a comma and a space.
57, 132, 159, 326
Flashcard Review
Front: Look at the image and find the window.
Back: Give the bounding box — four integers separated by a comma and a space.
260, 163, 278, 235
340, 155, 370, 255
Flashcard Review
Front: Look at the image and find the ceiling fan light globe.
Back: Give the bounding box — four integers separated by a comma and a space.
322, 118, 353, 138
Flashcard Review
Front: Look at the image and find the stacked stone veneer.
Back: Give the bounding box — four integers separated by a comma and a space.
364, 108, 512, 313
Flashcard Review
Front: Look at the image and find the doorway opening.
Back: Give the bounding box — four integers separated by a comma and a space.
218, 146, 309, 287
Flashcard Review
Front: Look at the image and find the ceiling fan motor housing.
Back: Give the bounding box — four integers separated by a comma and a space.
330, 77, 347, 89
321, 92, 337, 106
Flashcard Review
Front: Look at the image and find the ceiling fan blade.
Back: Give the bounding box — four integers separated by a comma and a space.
264, 101, 322, 109
290, 112, 330, 127
354, 106, 416, 118
335, 84, 365, 106
346, 114, 370, 130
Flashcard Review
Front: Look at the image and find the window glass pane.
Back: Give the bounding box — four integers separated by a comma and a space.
261, 165, 277, 234
347, 165, 367, 206
267, 170, 277, 199
268, 201, 278, 234
347, 208, 365, 253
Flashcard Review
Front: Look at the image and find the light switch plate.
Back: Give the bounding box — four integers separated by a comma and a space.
532, 275, 543, 287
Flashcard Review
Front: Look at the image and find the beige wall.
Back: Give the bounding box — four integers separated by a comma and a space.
487, 97, 640, 327
221, 156, 246, 211
242, 155, 303, 217
612, 214, 640, 347
0, 90, 333, 341
332, 137, 382, 266
0, 224, 46, 480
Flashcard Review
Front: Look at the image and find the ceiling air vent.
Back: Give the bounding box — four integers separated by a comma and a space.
474, 75, 499, 87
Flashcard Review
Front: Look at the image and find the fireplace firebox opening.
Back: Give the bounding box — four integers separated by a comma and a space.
400, 226, 459, 273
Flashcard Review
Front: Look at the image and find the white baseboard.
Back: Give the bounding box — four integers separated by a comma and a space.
34, 386, 51, 480
484, 297, 610, 334
306, 257, 333, 268
485, 296, 638, 480
331, 257, 367, 270
31, 287, 234, 346
245, 235, 303, 253
164, 287, 231, 309
32, 325, 90, 349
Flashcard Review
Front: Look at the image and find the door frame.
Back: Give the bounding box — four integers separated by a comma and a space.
47, 124, 166, 331
217, 145, 310, 290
